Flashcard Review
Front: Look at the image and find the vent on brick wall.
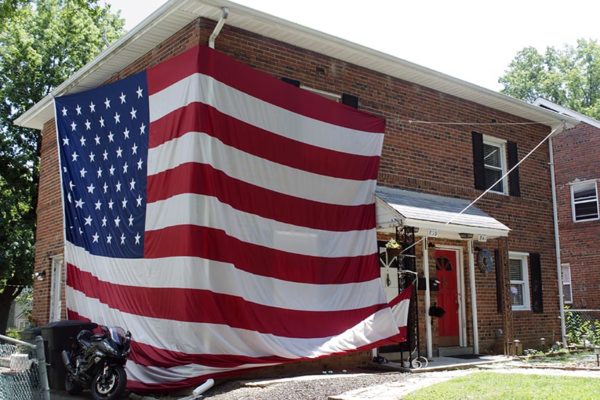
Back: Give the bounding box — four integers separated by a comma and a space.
281, 77, 300, 87
341, 93, 358, 109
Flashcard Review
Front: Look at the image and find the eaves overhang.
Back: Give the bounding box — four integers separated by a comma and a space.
15, 0, 579, 131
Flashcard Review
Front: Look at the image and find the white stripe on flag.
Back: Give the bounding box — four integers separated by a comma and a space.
65, 243, 386, 312
66, 287, 399, 359
148, 73, 384, 157
145, 193, 377, 258
126, 359, 281, 385
391, 297, 411, 328
147, 131, 376, 206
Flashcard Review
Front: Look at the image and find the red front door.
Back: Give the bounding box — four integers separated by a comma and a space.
435, 250, 459, 345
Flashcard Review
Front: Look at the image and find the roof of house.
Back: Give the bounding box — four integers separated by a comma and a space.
15, 0, 578, 131
376, 185, 510, 238
534, 98, 600, 129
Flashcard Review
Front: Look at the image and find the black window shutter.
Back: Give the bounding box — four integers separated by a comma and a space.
507, 141, 521, 197
472, 131, 485, 190
281, 77, 300, 87
495, 249, 503, 314
341, 93, 359, 109
530, 253, 543, 313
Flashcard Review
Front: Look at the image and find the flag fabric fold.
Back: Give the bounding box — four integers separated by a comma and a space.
54, 45, 408, 390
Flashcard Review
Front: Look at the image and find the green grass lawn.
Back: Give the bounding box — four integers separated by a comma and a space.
404, 371, 600, 400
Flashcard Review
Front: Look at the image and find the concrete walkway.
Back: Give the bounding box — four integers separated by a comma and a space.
379, 355, 511, 373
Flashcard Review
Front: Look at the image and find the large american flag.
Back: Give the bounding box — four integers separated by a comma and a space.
55, 45, 410, 391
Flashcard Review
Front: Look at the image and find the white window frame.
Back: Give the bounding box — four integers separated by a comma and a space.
509, 251, 530, 311
49, 255, 64, 322
482, 135, 508, 195
571, 180, 599, 222
561, 263, 573, 304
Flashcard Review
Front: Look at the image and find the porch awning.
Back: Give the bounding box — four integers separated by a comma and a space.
375, 186, 510, 239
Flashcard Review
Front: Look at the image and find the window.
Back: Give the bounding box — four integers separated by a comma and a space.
472, 132, 520, 196
571, 180, 599, 222
509, 252, 530, 311
561, 263, 573, 304
49, 255, 64, 322
483, 136, 507, 194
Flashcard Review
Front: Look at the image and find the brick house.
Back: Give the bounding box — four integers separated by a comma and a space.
535, 99, 600, 314
16, 0, 577, 372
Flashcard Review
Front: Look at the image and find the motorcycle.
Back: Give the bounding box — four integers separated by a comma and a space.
61, 325, 132, 400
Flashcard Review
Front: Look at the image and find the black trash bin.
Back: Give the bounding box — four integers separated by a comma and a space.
40, 320, 97, 390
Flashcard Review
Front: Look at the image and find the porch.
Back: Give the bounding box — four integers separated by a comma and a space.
375, 186, 510, 361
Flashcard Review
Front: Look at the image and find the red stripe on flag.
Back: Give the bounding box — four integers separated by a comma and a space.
67, 264, 387, 339
69, 307, 407, 392
389, 284, 413, 307
124, 327, 408, 392
69, 307, 410, 370
129, 341, 291, 369
148, 102, 380, 180
144, 225, 379, 284
146, 45, 385, 133
147, 162, 376, 231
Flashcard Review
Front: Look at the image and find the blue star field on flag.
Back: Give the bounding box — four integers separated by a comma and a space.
55, 72, 149, 258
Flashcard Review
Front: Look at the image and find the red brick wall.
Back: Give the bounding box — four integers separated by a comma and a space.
554, 123, 600, 310
32, 120, 65, 326
33, 17, 559, 354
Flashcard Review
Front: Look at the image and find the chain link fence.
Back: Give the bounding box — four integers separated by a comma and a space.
0, 334, 50, 400
565, 309, 600, 346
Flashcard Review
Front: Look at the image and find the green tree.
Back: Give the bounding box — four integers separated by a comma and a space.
0, 0, 27, 22
499, 39, 600, 119
0, 0, 124, 333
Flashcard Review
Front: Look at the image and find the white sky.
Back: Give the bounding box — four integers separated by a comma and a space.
105, 0, 600, 91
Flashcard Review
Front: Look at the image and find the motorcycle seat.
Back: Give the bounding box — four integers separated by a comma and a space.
76, 329, 105, 348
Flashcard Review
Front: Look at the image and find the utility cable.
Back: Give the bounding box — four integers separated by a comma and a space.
396, 123, 564, 256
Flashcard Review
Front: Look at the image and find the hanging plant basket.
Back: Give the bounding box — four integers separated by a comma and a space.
385, 239, 401, 258
387, 247, 401, 258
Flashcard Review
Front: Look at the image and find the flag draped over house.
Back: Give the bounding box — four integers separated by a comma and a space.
54, 45, 410, 391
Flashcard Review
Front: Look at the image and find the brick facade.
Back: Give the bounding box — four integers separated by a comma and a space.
554, 123, 600, 310
32, 16, 560, 371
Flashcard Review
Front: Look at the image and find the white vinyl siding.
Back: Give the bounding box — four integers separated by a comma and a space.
483, 136, 507, 194
571, 180, 599, 222
561, 263, 573, 304
509, 252, 530, 311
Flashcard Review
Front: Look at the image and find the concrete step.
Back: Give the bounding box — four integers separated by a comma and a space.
0, 356, 10, 368
438, 346, 474, 357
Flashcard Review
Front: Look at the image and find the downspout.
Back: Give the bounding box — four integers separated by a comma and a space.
549, 126, 568, 347
208, 7, 229, 49
468, 240, 479, 354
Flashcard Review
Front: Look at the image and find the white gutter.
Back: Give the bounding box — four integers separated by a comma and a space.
549, 131, 568, 346
14, 0, 185, 129
16, 0, 581, 131
208, 7, 229, 48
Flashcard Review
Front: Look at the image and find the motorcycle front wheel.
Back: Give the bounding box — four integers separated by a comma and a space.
91, 365, 127, 400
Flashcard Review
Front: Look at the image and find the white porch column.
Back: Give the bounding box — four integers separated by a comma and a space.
468, 240, 479, 354
423, 236, 433, 359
